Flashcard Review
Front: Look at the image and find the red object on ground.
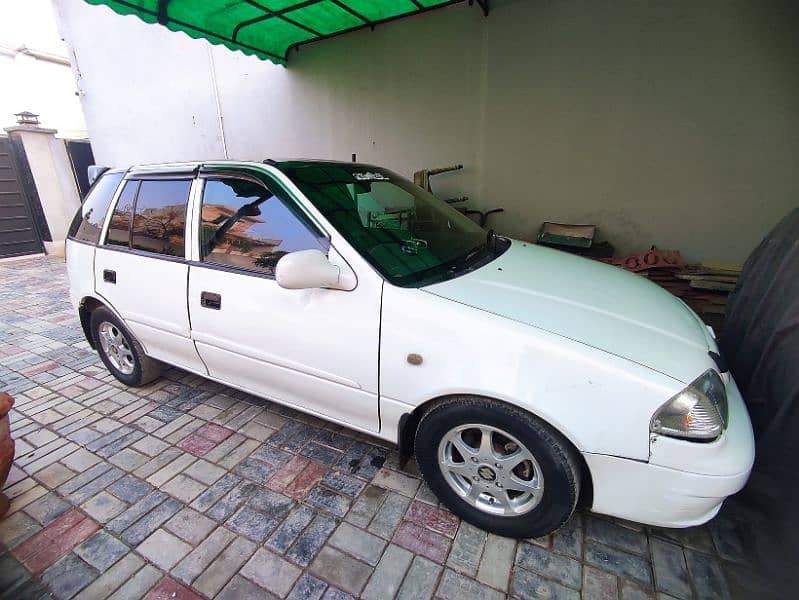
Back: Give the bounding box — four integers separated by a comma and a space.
599, 246, 684, 272
0, 392, 15, 517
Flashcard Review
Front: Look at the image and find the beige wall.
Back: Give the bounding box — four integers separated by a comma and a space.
55, 0, 799, 262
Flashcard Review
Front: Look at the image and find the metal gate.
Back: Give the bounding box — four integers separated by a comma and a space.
0, 137, 44, 258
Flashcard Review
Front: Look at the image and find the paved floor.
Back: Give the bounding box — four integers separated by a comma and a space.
0, 256, 756, 599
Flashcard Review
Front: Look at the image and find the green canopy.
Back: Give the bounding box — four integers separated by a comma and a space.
84, 0, 489, 65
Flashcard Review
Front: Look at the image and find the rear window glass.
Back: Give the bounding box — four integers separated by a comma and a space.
131, 180, 191, 257
106, 180, 138, 248
68, 171, 124, 244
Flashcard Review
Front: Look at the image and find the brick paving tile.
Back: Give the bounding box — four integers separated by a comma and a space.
193, 536, 257, 598
218, 574, 281, 600
515, 540, 582, 589
310, 545, 373, 596
361, 543, 413, 600
329, 522, 388, 566
73, 530, 129, 571
585, 540, 653, 587
0, 257, 756, 599
447, 520, 487, 576
143, 576, 206, 600
286, 513, 337, 567
392, 519, 452, 564
396, 555, 442, 600
241, 547, 302, 596
13, 509, 100, 573
137, 528, 193, 570
405, 499, 460, 538
582, 565, 619, 599
511, 567, 580, 600
40, 552, 98, 599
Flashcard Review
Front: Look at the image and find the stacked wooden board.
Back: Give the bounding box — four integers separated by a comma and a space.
598, 248, 742, 320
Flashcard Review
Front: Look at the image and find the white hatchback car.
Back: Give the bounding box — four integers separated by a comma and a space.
66, 160, 754, 537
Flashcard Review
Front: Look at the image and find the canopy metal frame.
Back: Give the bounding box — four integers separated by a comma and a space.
96, 0, 490, 64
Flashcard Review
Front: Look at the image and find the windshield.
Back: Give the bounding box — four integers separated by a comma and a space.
278, 163, 494, 286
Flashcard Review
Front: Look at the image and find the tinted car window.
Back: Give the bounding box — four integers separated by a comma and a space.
130, 180, 191, 257
68, 171, 124, 243
106, 180, 138, 248
200, 177, 327, 276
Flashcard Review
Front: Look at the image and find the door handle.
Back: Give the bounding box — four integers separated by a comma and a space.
200, 291, 221, 310
103, 269, 116, 284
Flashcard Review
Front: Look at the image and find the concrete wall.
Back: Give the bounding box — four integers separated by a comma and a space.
53, 0, 799, 262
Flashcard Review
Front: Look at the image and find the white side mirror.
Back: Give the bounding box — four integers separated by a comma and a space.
276, 249, 352, 290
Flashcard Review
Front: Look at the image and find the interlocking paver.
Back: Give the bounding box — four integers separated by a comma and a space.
329, 522, 388, 566
393, 520, 451, 564
585, 540, 653, 587
396, 555, 442, 600
165, 506, 217, 544
286, 513, 337, 567
447, 521, 486, 576
1, 257, 751, 599
476, 533, 515, 591
81, 490, 127, 523
137, 528, 193, 570
74, 530, 129, 571
310, 545, 373, 596
241, 547, 302, 597
362, 543, 413, 600
193, 535, 257, 598
516, 540, 582, 589
40, 552, 98, 599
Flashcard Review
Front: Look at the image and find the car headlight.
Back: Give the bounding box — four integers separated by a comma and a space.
650, 369, 728, 441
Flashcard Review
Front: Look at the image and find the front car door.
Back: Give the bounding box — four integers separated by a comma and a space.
187, 165, 381, 432
94, 169, 206, 373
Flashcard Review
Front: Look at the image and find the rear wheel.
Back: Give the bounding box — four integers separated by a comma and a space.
90, 307, 160, 386
415, 396, 580, 538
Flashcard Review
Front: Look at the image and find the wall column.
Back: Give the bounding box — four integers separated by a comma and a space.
4, 124, 82, 256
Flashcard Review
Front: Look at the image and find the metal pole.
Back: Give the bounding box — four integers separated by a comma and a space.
207, 44, 229, 159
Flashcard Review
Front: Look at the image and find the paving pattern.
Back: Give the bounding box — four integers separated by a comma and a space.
0, 256, 759, 599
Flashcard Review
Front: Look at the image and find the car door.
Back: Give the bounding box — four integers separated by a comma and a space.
94, 173, 206, 373
187, 169, 381, 432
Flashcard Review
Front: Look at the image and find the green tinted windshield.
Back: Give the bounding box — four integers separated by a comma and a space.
279, 163, 488, 286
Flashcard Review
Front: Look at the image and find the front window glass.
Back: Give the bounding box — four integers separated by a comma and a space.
279, 163, 491, 286
68, 171, 124, 244
200, 177, 327, 276
130, 180, 191, 257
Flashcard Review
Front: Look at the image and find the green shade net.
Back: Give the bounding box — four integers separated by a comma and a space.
83, 0, 464, 65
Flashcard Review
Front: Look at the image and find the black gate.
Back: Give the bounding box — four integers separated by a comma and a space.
0, 137, 44, 258
65, 139, 95, 198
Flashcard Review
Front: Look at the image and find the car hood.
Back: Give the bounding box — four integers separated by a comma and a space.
423, 240, 711, 383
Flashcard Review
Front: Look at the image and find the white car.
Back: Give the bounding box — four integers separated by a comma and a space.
66, 160, 755, 537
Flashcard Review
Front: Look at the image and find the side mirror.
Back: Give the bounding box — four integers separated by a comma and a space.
276, 249, 353, 290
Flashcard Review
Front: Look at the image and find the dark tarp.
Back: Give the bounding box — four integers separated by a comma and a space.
720, 207, 799, 592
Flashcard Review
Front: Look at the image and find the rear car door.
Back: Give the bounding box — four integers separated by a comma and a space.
187, 169, 381, 432
95, 172, 206, 373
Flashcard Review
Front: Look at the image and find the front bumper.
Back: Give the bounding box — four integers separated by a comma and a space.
584, 376, 755, 528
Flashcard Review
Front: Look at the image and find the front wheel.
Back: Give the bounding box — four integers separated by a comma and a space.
414, 397, 581, 538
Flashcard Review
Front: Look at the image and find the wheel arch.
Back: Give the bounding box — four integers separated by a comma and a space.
78, 296, 106, 348
397, 394, 594, 509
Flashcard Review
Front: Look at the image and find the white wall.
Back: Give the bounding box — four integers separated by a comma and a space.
53, 0, 799, 262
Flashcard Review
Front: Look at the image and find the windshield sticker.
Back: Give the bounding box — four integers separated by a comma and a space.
353, 171, 390, 181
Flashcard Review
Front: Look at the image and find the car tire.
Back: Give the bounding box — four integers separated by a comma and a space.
90, 306, 161, 387
414, 396, 581, 538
